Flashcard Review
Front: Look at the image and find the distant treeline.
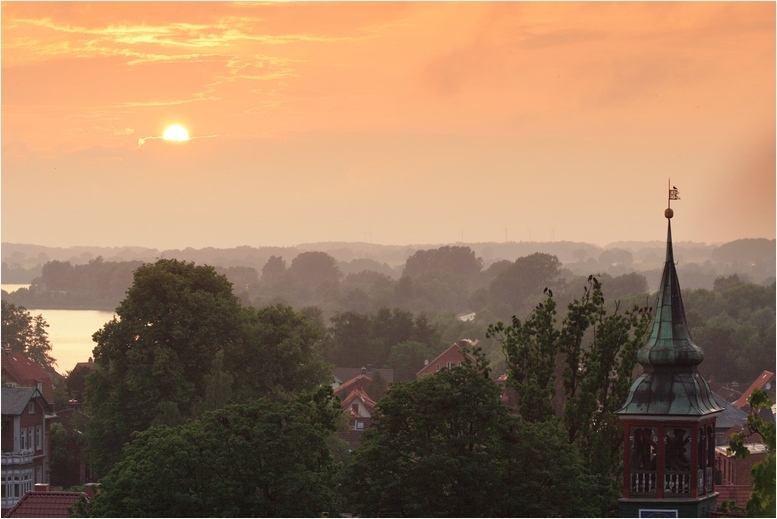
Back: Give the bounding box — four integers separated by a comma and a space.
2, 244, 775, 388
3, 238, 774, 287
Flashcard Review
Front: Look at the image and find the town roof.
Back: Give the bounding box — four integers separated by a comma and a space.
5, 491, 87, 518
711, 392, 749, 430
340, 388, 377, 415
333, 374, 372, 398
416, 339, 478, 377
1, 349, 54, 402
1, 387, 43, 416
334, 366, 393, 385
733, 370, 775, 410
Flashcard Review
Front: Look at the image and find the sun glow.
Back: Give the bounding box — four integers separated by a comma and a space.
163, 124, 189, 141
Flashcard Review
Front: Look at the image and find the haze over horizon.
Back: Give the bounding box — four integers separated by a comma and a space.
2, 2, 774, 251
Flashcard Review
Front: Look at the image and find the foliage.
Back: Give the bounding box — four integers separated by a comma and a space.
5, 257, 143, 310
1, 300, 56, 369
488, 252, 562, 318
322, 307, 442, 369
86, 390, 342, 518
50, 421, 87, 488
728, 388, 776, 518
403, 245, 483, 279
84, 259, 243, 475
389, 340, 436, 382
341, 348, 597, 517
487, 277, 652, 515
226, 303, 332, 401
684, 278, 775, 385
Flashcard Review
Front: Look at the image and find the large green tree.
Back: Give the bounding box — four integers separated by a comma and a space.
84, 389, 342, 518
341, 349, 597, 517
1, 300, 55, 369
84, 259, 244, 476
488, 277, 652, 515
84, 260, 334, 477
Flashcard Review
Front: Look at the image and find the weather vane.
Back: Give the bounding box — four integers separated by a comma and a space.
666, 179, 680, 219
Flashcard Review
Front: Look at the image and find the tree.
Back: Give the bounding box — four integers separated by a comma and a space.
488, 253, 561, 318
341, 348, 597, 517
389, 340, 436, 382
225, 303, 332, 401
1, 300, 56, 369
261, 255, 286, 283
728, 388, 776, 518
488, 277, 652, 515
86, 389, 342, 517
83, 259, 244, 477
402, 246, 483, 279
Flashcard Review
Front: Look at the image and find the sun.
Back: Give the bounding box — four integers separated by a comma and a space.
162, 124, 189, 141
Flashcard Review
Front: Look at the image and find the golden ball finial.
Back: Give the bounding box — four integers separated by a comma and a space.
665, 208, 674, 219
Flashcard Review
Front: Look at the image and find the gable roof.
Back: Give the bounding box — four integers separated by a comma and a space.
334, 367, 393, 385
733, 370, 775, 410
5, 491, 87, 518
1, 349, 54, 402
333, 374, 372, 398
340, 388, 377, 415
416, 339, 478, 377
1, 387, 47, 416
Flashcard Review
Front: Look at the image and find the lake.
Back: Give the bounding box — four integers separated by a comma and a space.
2, 284, 115, 375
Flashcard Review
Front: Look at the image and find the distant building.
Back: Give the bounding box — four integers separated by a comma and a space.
416, 339, 477, 379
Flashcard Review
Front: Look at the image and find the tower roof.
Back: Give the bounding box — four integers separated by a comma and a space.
617, 207, 723, 417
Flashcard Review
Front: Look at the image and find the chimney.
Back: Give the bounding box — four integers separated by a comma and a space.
34, 483, 49, 492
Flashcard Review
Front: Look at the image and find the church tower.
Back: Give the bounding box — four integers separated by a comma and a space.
616, 191, 724, 518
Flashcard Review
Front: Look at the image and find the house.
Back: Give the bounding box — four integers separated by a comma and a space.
711, 392, 749, 446
1, 348, 54, 404
332, 368, 389, 450
732, 370, 775, 411
1, 387, 55, 515
415, 339, 478, 379
4, 483, 88, 518
714, 443, 769, 510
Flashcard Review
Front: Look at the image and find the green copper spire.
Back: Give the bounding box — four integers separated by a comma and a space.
617, 205, 723, 416
637, 213, 704, 368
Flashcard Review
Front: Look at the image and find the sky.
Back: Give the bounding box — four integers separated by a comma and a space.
2, 1, 775, 250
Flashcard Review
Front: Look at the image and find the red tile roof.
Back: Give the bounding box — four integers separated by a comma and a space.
333, 374, 372, 397
1, 349, 54, 402
733, 370, 775, 409
340, 388, 377, 415
5, 491, 87, 518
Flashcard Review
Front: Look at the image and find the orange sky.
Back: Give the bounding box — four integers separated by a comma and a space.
2, 1, 774, 249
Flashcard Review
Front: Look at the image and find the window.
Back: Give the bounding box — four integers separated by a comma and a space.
21, 428, 27, 451
28, 428, 34, 451
436, 363, 440, 372
28, 401, 35, 414
356, 421, 365, 430
446, 361, 454, 369
36, 426, 42, 451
